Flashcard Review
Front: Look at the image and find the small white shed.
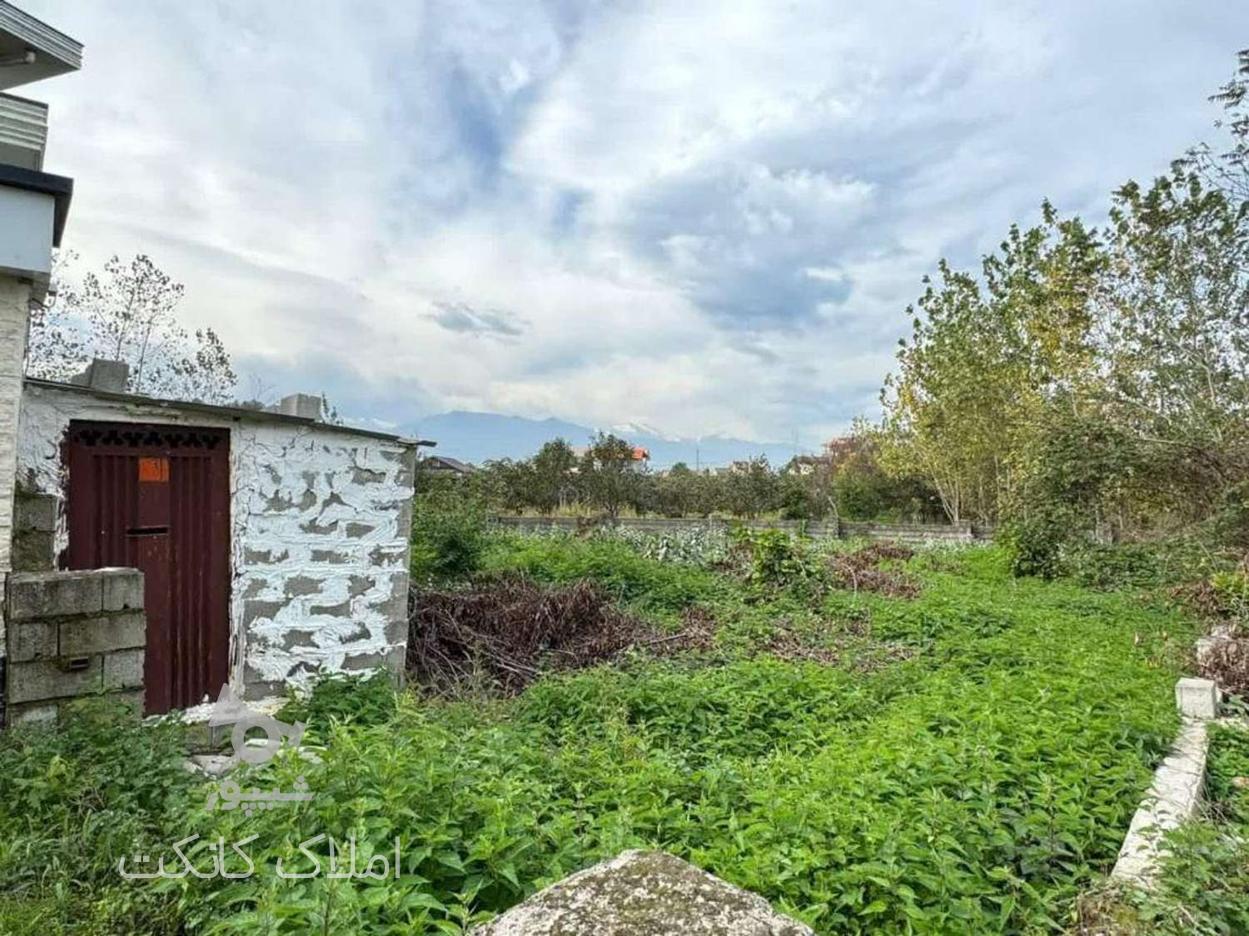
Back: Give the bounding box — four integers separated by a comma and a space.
10, 373, 420, 712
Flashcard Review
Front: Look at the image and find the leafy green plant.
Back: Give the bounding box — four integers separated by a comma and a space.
0, 698, 200, 934
411, 487, 489, 581
603, 525, 730, 566
728, 527, 823, 593
278, 670, 398, 737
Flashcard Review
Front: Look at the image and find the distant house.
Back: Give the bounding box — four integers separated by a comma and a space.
570, 445, 650, 471
783, 455, 827, 476
418, 455, 475, 478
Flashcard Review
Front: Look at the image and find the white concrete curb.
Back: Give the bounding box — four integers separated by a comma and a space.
1109, 677, 1219, 886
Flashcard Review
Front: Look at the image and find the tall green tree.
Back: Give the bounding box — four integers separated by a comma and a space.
721, 456, 780, 518
1097, 169, 1249, 517
579, 433, 643, 518
879, 207, 1103, 524
530, 439, 578, 514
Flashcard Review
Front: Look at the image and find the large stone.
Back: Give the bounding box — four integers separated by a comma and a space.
470, 851, 814, 936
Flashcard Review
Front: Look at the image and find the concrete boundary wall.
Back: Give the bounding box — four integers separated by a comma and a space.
1111, 678, 1220, 886
492, 515, 989, 544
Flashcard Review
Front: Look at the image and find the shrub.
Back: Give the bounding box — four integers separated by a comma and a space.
0, 698, 199, 934
1000, 512, 1068, 579
278, 670, 398, 735
410, 488, 488, 581
482, 532, 724, 619
728, 527, 821, 590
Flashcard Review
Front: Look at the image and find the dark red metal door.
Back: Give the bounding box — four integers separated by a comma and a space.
65, 422, 230, 714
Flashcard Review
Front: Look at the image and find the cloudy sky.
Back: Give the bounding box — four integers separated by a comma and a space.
24, 1, 1247, 446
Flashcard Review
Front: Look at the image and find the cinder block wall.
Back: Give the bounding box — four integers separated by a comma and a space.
4, 568, 146, 726
492, 515, 985, 543
0, 277, 34, 654
11, 485, 56, 572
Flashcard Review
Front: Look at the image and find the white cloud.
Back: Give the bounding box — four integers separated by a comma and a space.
20, 0, 1248, 448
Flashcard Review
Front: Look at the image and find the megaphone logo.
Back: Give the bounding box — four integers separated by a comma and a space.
208, 685, 306, 766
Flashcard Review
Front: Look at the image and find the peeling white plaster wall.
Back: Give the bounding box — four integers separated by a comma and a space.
15, 383, 415, 698
230, 420, 413, 696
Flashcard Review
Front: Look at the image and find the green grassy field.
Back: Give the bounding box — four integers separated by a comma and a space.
0, 535, 1201, 934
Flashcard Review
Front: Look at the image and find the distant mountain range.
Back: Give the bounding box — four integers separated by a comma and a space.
409, 411, 806, 469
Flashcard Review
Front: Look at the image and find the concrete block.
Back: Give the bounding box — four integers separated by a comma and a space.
1112, 718, 1209, 883
72, 358, 130, 392
102, 648, 145, 691
6, 569, 104, 620
8, 619, 58, 662
384, 616, 409, 645
242, 678, 285, 702
310, 548, 352, 564
101, 569, 144, 612
275, 393, 322, 420
15, 492, 57, 533
8, 656, 103, 703
10, 702, 59, 727
342, 650, 386, 672
60, 611, 146, 654
11, 528, 54, 572
1176, 677, 1220, 719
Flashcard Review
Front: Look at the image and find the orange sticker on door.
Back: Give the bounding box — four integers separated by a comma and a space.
138, 457, 170, 483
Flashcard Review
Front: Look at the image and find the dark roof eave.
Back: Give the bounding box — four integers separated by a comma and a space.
0, 163, 72, 245
24, 376, 434, 447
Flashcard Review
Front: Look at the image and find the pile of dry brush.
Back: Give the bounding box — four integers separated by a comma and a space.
828, 542, 920, 598
406, 577, 708, 694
